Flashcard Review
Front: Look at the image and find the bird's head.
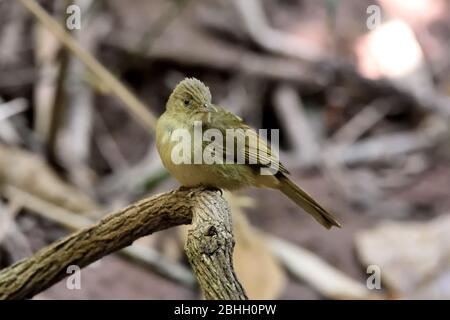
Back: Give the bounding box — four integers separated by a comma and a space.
166, 78, 212, 114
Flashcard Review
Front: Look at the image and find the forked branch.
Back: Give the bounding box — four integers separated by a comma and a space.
0, 187, 247, 300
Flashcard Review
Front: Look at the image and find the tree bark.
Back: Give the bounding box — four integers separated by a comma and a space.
185, 190, 247, 300
0, 187, 247, 300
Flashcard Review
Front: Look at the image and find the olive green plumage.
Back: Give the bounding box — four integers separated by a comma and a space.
156, 78, 341, 229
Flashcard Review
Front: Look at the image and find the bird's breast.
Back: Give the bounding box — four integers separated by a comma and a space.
156, 113, 255, 189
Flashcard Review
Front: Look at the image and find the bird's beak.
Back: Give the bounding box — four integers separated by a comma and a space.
198, 103, 211, 113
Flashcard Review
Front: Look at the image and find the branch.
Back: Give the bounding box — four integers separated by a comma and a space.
185, 192, 247, 300
3, 185, 196, 288
0, 187, 246, 300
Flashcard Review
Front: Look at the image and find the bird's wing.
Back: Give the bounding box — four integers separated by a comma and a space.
202, 105, 289, 175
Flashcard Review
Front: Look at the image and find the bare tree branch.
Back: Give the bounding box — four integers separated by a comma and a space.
0, 187, 246, 300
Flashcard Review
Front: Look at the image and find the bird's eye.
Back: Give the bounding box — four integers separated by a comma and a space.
183, 99, 190, 107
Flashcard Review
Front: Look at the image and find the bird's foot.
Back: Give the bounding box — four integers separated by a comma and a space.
203, 186, 223, 196
178, 185, 223, 196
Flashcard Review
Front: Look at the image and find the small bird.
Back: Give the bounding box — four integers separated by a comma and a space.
156, 78, 341, 229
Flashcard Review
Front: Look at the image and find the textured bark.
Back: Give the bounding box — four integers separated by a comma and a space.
0, 187, 246, 300
185, 192, 248, 300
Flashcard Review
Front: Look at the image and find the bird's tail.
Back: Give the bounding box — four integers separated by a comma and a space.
278, 175, 341, 229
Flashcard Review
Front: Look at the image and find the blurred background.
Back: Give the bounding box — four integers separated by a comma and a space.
1, 0, 450, 299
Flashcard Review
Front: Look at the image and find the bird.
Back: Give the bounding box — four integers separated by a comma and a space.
156, 77, 341, 229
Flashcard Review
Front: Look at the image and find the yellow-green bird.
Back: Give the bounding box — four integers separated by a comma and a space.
156, 78, 341, 229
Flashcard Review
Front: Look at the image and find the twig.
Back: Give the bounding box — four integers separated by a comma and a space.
136, 0, 191, 54
0, 98, 28, 144
0, 187, 245, 300
0, 98, 28, 122
330, 98, 394, 144
96, 145, 166, 197
18, 0, 156, 131
47, 36, 69, 162
93, 109, 129, 172
32, 19, 62, 149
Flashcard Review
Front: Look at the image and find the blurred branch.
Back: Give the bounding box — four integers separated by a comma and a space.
18, 0, 157, 131
0, 98, 28, 122
232, 0, 450, 118
0, 98, 28, 145
47, 42, 69, 161
323, 129, 443, 167
93, 109, 129, 172
232, 0, 323, 62
0, 145, 99, 214
322, 98, 395, 201
0, 200, 32, 263
267, 235, 382, 299
96, 144, 166, 198
282, 126, 445, 171
32, 22, 61, 148
274, 84, 321, 166
58, 0, 98, 191
0, 0, 26, 65
331, 98, 393, 144
0, 187, 246, 300
225, 194, 286, 299
109, 31, 326, 89
137, 0, 191, 54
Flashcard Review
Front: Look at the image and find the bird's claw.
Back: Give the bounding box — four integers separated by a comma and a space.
204, 186, 223, 196
179, 185, 223, 196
